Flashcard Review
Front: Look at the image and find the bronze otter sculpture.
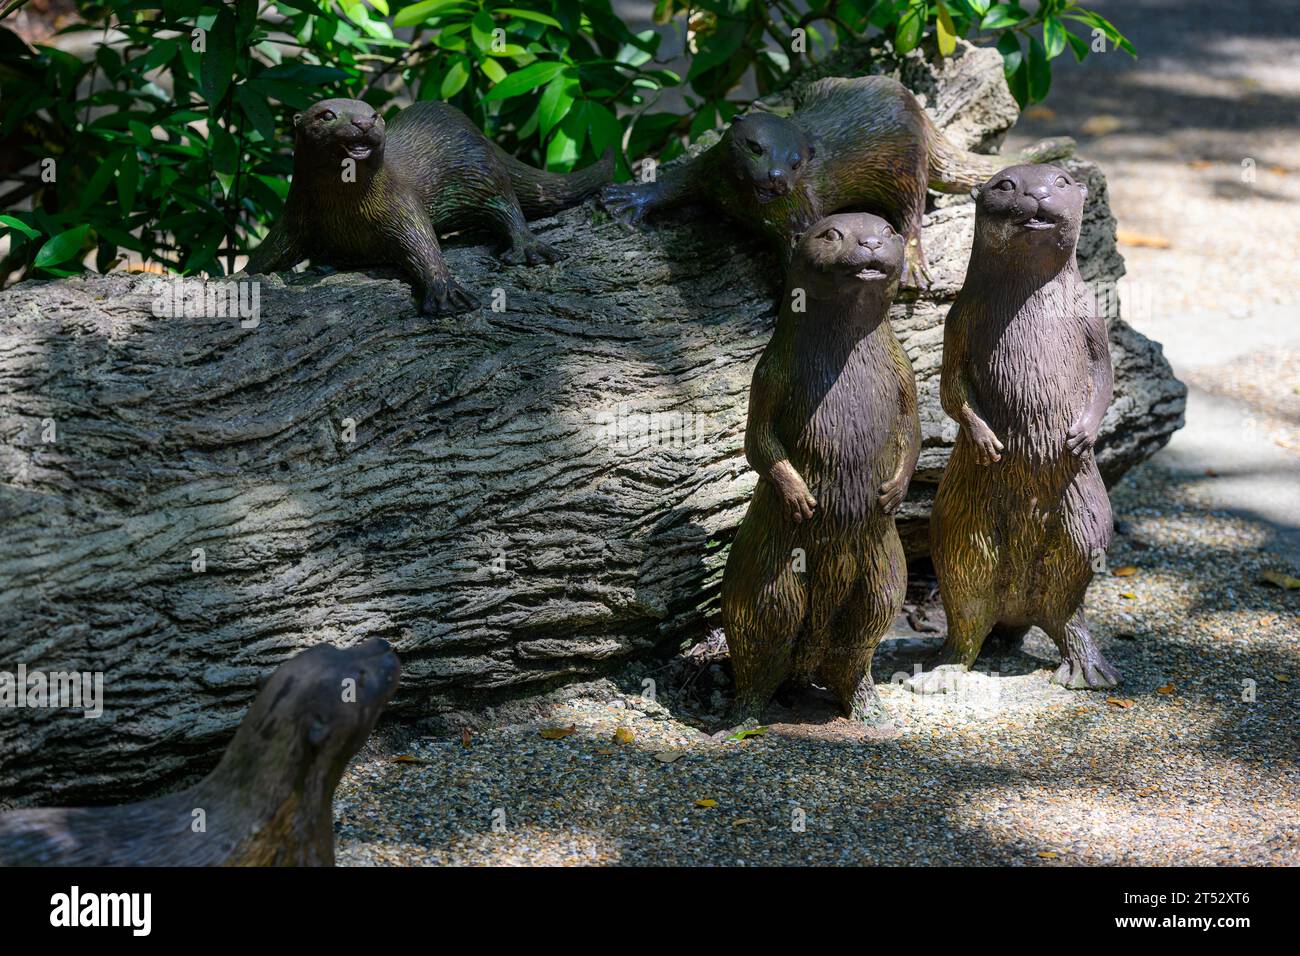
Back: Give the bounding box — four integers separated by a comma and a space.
917, 163, 1120, 690
722, 212, 919, 725
246, 98, 613, 315
601, 75, 1073, 287
0, 639, 399, 866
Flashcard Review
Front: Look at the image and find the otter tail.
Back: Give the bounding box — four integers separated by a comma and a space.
498, 147, 616, 219
926, 121, 1077, 193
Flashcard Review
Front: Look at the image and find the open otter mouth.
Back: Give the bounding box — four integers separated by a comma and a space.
853, 266, 888, 280
342, 142, 376, 161
1020, 217, 1057, 230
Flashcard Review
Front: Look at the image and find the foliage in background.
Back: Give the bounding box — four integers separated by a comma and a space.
0, 0, 1130, 282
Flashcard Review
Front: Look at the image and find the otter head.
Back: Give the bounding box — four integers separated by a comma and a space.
219, 638, 401, 798
293, 98, 386, 172
972, 164, 1087, 269
726, 113, 814, 204
790, 212, 905, 305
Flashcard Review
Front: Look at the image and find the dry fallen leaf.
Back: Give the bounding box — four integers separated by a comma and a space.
594, 746, 615, 755
731, 817, 760, 826
1187, 159, 1214, 170
695, 798, 718, 809
1107, 698, 1136, 709
1112, 565, 1138, 577
1120, 591, 1137, 599
460, 727, 472, 748
613, 726, 635, 745
1116, 230, 1171, 250
1156, 684, 1174, 695
1259, 570, 1300, 590
1275, 674, 1291, 684
1080, 114, 1124, 136
654, 751, 684, 764
1137, 787, 1159, 797
1023, 105, 1056, 121
392, 754, 434, 765
539, 725, 577, 740
1036, 851, 1060, 859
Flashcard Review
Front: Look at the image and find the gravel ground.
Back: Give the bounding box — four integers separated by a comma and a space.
1182, 348, 1300, 455
333, 458, 1298, 866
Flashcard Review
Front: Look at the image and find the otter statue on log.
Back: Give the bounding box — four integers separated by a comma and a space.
246, 98, 614, 315
0, 639, 400, 866
721, 212, 920, 726
915, 163, 1121, 691
601, 75, 1073, 287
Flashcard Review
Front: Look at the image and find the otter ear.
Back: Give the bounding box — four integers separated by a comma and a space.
1077, 182, 1088, 199
293, 112, 304, 128
970, 186, 980, 201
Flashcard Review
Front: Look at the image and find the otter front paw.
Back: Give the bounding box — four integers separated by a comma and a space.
500, 240, 564, 266
600, 183, 656, 227
1065, 418, 1099, 457
878, 473, 910, 514
770, 460, 816, 524
418, 276, 479, 316
966, 419, 1004, 465
902, 237, 932, 290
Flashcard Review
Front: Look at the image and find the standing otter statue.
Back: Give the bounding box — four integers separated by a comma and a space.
0, 639, 400, 866
721, 212, 920, 725
916, 163, 1120, 690
246, 98, 614, 315
601, 75, 1073, 287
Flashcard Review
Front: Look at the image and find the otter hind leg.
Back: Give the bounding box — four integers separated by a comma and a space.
484, 195, 563, 266
1046, 608, 1120, 690
820, 539, 904, 727
721, 523, 807, 724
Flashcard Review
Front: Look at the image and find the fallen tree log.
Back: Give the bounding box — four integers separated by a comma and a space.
0, 41, 1185, 803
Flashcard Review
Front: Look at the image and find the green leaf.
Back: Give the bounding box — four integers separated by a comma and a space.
393, 0, 464, 27
1026, 34, 1050, 103
1043, 15, 1066, 60
116, 148, 139, 214
236, 84, 277, 142
497, 7, 563, 28
1065, 29, 1090, 63
997, 30, 1027, 106
482, 60, 567, 101
0, 215, 40, 241
440, 58, 470, 98
935, 1, 958, 57
894, 0, 926, 54
34, 225, 90, 269
480, 57, 508, 84
199, 7, 237, 106
587, 102, 623, 156
538, 72, 577, 137
470, 10, 495, 52
981, 3, 1029, 30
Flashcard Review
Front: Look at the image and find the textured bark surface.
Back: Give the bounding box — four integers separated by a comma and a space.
0, 41, 1185, 803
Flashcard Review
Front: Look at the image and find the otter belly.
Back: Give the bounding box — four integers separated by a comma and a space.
970, 308, 1091, 466
783, 338, 899, 527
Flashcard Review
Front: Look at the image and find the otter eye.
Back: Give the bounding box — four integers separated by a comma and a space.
1055, 175, 1069, 188
819, 227, 843, 242
319, 109, 336, 122
994, 179, 1015, 191
791, 156, 802, 171
372, 113, 381, 123
748, 139, 763, 156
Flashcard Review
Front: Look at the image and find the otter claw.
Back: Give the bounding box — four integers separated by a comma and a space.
419, 279, 479, 316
